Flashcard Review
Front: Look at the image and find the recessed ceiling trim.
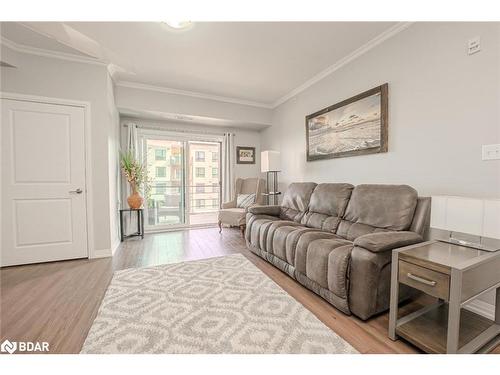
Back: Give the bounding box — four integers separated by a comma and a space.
272, 22, 413, 108
0, 36, 107, 66
116, 80, 274, 109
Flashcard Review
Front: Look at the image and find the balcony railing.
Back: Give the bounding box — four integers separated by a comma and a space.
146, 183, 221, 226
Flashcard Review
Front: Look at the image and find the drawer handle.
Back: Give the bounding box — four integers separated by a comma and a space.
407, 273, 437, 286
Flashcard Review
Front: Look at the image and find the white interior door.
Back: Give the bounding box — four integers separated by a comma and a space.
1, 98, 88, 266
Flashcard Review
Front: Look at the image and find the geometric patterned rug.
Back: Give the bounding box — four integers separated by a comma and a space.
80, 254, 358, 354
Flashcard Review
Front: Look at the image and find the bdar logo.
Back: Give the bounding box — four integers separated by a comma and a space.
1, 339, 17, 354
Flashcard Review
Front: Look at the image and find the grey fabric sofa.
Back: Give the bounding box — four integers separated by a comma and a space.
245, 182, 431, 320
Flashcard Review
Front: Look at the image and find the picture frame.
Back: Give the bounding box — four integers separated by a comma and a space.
305, 83, 388, 161
236, 146, 256, 164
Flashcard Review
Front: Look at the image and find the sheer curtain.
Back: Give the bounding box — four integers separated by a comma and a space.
221, 132, 235, 203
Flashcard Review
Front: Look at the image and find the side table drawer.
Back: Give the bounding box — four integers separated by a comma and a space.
398, 260, 450, 300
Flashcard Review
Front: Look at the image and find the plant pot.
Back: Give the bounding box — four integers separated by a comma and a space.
127, 191, 144, 209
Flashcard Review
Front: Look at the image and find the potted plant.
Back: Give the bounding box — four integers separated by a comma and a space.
120, 151, 149, 209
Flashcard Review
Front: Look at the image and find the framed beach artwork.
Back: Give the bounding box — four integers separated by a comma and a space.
305, 83, 388, 161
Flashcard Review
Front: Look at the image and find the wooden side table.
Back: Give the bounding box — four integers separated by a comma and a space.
119, 208, 145, 242
388, 240, 500, 353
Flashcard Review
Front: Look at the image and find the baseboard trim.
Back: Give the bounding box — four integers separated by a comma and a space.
91, 248, 112, 259
465, 299, 495, 320
111, 239, 120, 256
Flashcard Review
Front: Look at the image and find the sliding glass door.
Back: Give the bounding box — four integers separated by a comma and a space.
145, 138, 185, 227
141, 132, 221, 230
187, 141, 221, 225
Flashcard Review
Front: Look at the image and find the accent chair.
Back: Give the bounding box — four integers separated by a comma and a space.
218, 177, 265, 235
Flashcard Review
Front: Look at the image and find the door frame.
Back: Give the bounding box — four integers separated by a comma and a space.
0, 91, 94, 259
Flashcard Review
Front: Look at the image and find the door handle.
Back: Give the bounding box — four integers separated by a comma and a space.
407, 273, 437, 286
69, 188, 83, 194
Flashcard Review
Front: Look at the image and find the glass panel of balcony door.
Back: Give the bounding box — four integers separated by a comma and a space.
187, 141, 221, 225
145, 139, 185, 228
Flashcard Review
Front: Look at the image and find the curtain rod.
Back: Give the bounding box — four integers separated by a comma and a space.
122, 122, 235, 136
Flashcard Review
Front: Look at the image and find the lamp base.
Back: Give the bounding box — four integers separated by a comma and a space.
265, 171, 280, 205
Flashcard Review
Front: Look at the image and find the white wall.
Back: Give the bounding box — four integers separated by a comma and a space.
120, 117, 262, 181
262, 22, 500, 200
261, 22, 500, 309
1, 46, 114, 254
115, 84, 272, 127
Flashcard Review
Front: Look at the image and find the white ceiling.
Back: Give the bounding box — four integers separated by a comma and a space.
1, 22, 399, 106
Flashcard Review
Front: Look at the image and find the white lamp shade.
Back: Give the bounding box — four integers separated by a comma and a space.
430, 196, 500, 239
261, 150, 280, 172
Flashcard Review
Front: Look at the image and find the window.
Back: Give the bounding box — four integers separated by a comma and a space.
212, 182, 219, 193
156, 167, 167, 177
195, 184, 205, 193
173, 168, 181, 180
156, 183, 167, 194
195, 167, 205, 177
171, 153, 181, 165
212, 152, 218, 162
155, 148, 166, 160
212, 167, 218, 177
195, 151, 205, 162
195, 199, 205, 208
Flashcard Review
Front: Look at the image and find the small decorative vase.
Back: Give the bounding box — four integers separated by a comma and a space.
127, 188, 144, 209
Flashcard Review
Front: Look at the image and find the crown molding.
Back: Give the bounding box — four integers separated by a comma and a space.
0, 36, 107, 66
2, 22, 413, 110
272, 22, 414, 108
116, 80, 274, 109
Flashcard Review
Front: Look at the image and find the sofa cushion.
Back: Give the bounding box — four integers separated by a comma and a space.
327, 244, 353, 298
246, 213, 277, 242
338, 184, 418, 240
259, 220, 279, 251
304, 239, 353, 291
279, 182, 317, 222
265, 220, 302, 253
294, 232, 348, 274
301, 183, 354, 232
285, 227, 325, 266
248, 217, 278, 247
269, 225, 323, 265
272, 225, 306, 262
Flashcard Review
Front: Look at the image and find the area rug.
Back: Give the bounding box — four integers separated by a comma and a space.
81, 254, 358, 354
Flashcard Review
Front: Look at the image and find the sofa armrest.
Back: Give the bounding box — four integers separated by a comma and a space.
221, 200, 236, 209
247, 205, 281, 216
353, 231, 423, 253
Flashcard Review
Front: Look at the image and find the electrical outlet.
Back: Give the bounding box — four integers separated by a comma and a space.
482, 144, 500, 160
468, 37, 481, 55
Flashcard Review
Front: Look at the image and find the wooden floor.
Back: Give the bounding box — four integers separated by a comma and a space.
1, 227, 498, 354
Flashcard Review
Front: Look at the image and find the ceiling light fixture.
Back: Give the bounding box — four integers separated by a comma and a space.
162, 21, 193, 30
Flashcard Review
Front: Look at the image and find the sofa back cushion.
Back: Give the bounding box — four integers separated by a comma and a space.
301, 183, 354, 232
280, 182, 317, 222
337, 184, 418, 240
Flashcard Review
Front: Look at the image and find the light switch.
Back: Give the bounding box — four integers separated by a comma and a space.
482, 144, 500, 160
468, 37, 481, 55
